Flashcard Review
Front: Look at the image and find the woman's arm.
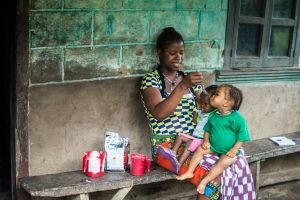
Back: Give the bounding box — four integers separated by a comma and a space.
193, 91, 201, 123
193, 110, 199, 124
142, 72, 203, 121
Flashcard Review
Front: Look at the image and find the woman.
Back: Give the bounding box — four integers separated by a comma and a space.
140, 27, 203, 158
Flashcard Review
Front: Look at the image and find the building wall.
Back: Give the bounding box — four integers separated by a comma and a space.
28, 0, 300, 176
29, 0, 227, 84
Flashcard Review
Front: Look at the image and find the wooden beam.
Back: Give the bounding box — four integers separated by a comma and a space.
255, 160, 261, 199
111, 186, 133, 200
67, 193, 89, 200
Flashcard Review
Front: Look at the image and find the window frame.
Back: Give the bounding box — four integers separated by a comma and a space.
224, 0, 300, 69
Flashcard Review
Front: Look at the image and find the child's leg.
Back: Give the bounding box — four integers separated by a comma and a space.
197, 155, 237, 194
172, 135, 192, 153
178, 138, 203, 165
176, 147, 211, 180
178, 140, 192, 165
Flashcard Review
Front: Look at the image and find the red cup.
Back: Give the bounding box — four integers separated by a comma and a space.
129, 153, 146, 166
130, 154, 146, 176
129, 153, 151, 176
145, 158, 151, 173
124, 152, 128, 169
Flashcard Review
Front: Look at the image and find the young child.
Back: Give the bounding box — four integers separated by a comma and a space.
157, 85, 217, 173
176, 84, 250, 195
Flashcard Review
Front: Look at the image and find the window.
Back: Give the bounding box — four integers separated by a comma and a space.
224, 0, 300, 68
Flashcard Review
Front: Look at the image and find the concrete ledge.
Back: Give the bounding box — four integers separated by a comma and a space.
20, 164, 175, 197
244, 132, 300, 163
20, 132, 300, 199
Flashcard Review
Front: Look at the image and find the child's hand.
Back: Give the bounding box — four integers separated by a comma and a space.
201, 141, 210, 150
226, 149, 237, 158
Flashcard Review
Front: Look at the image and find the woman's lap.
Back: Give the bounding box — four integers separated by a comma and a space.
154, 140, 255, 199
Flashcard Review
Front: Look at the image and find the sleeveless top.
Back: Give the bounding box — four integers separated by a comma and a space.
140, 69, 201, 149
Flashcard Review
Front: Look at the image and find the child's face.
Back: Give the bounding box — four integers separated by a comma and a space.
158, 42, 184, 71
210, 87, 234, 110
198, 94, 214, 113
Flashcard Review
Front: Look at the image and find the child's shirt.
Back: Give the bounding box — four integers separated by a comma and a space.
192, 110, 210, 139
203, 110, 250, 155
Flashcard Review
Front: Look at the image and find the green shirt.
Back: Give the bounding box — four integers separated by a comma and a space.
204, 110, 250, 155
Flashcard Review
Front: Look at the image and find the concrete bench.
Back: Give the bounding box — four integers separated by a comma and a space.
20, 132, 300, 200
243, 131, 300, 195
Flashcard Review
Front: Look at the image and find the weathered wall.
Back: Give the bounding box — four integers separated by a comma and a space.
28, 77, 149, 175
238, 82, 300, 139
29, 0, 226, 84
28, 0, 228, 175
27, 0, 300, 177
28, 77, 300, 176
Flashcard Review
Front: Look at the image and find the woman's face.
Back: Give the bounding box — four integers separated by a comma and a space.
158, 41, 184, 72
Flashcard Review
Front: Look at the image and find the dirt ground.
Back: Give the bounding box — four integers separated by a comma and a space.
258, 180, 300, 200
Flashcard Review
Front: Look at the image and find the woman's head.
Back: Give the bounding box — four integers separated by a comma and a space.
198, 85, 218, 113
210, 84, 243, 111
156, 27, 184, 72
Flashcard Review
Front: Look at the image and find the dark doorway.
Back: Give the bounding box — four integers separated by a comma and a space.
1, 0, 16, 198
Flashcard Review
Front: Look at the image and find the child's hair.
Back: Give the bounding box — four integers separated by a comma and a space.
219, 84, 243, 110
156, 27, 184, 51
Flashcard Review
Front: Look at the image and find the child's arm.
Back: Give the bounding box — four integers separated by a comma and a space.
193, 110, 199, 124
226, 141, 243, 158
201, 131, 211, 150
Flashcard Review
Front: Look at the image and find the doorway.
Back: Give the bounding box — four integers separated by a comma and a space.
1, 0, 16, 198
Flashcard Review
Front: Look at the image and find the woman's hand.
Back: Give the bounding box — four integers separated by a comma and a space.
179, 71, 203, 89
141, 71, 203, 121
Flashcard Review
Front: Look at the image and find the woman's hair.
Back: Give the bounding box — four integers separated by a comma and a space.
156, 27, 185, 95
156, 27, 184, 51
219, 84, 243, 110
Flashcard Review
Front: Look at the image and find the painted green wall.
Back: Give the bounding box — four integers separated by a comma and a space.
29, 0, 227, 84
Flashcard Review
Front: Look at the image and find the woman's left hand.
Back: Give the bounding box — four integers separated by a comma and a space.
180, 71, 203, 88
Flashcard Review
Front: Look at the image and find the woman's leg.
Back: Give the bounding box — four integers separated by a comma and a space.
197, 155, 237, 194
176, 147, 211, 180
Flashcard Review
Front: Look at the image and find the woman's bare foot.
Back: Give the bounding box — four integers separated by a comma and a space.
196, 181, 207, 194
176, 172, 194, 180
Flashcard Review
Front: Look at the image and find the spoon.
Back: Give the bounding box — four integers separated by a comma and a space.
201, 84, 209, 96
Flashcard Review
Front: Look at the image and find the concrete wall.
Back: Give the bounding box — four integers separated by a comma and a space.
28, 0, 228, 175
239, 82, 300, 139
28, 77, 300, 176
27, 0, 300, 176
28, 77, 149, 175
29, 0, 226, 84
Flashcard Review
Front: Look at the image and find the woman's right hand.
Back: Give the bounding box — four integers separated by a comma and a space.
180, 71, 203, 89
